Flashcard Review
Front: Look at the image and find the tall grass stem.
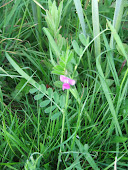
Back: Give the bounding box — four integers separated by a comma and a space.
110, 0, 125, 48
73, 0, 86, 37
92, 0, 101, 58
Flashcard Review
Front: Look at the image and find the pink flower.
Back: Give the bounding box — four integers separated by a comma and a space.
60, 75, 75, 91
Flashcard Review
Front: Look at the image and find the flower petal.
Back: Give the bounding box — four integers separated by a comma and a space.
68, 78, 75, 85
60, 75, 68, 83
60, 75, 75, 85
62, 83, 70, 91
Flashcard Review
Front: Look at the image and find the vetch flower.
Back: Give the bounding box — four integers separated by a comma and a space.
62, 83, 70, 91
60, 75, 75, 91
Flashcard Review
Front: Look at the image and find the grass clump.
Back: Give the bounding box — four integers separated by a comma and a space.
0, 0, 128, 169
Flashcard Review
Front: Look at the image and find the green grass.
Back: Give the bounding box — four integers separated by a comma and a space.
0, 0, 128, 169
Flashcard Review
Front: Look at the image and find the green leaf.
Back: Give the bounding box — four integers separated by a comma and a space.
84, 144, 89, 152
58, 1, 63, 25
54, 81, 63, 88
46, 0, 63, 36
73, 70, 78, 77
52, 65, 65, 75
15, 79, 30, 94
67, 51, 74, 63
79, 33, 88, 46
53, 92, 59, 104
11, 89, 23, 101
11, 78, 31, 101
75, 139, 99, 170
51, 112, 61, 120
106, 79, 114, 87
107, 20, 128, 63
116, 43, 128, 56
34, 94, 44, 100
35, 83, 39, 89
59, 61, 65, 68
60, 95, 65, 108
70, 88, 80, 104
52, 70, 64, 75
5, 52, 37, 86
29, 88, 38, 94
40, 100, 50, 107
43, 27, 60, 58
67, 63, 73, 73
70, 57, 77, 65
49, 47, 56, 66
40, 84, 46, 93
112, 136, 128, 143
72, 40, 81, 56
47, 88, 53, 98
45, 105, 56, 113
57, 34, 67, 51
53, 65, 64, 71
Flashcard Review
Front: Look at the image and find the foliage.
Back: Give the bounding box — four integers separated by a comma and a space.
0, 0, 128, 169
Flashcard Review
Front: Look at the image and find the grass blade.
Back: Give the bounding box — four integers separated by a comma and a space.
102, 31, 119, 86
43, 27, 60, 58
110, 0, 125, 48
76, 140, 100, 170
96, 55, 122, 136
92, 0, 101, 58
73, 0, 86, 37
31, 0, 44, 51
3, 0, 21, 27
107, 20, 128, 63
113, 0, 125, 32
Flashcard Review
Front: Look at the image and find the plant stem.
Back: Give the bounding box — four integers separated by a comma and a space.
71, 105, 81, 150
57, 90, 69, 170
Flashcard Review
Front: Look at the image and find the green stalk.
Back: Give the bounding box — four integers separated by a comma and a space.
36, 4, 43, 51
15, 1, 28, 49
83, 11, 93, 36
0, 86, 3, 111
92, 0, 101, 58
71, 106, 81, 150
61, 90, 70, 145
71, 92, 89, 149
42, 103, 54, 151
73, 0, 86, 37
105, 0, 125, 81
38, 106, 40, 151
31, 0, 43, 51
57, 89, 69, 170
73, 28, 108, 77
110, 0, 125, 48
